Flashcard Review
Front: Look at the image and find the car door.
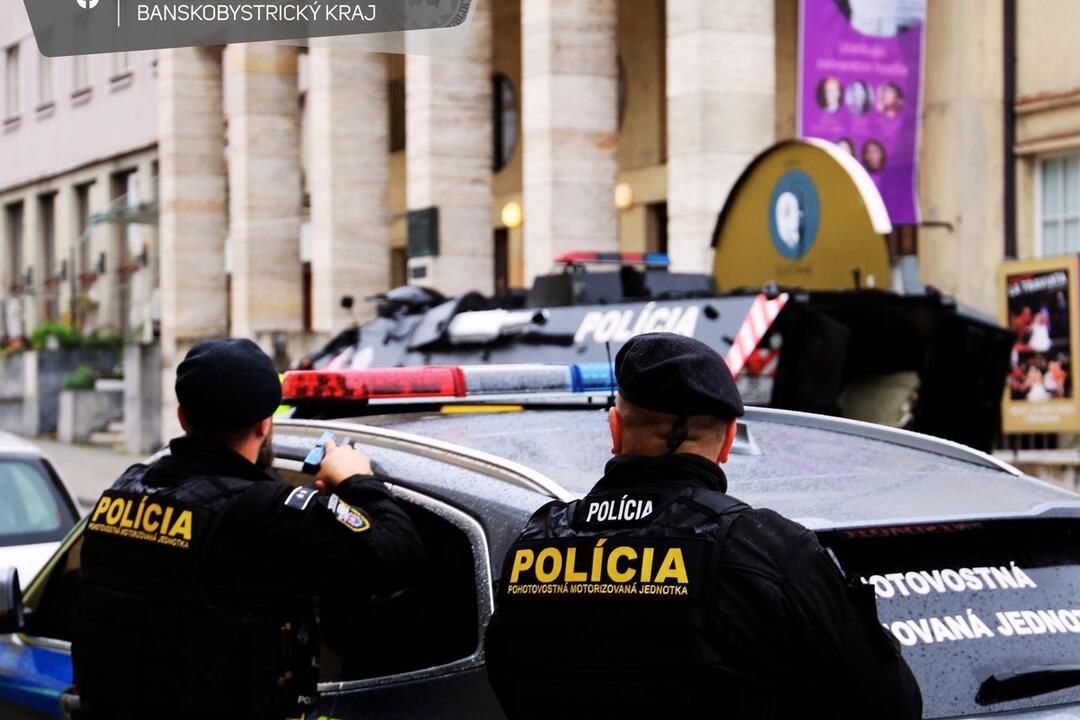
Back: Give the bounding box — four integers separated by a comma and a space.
1, 421, 551, 720
270, 420, 558, 719
311, 483, 505, 719
0, 522, 82, 719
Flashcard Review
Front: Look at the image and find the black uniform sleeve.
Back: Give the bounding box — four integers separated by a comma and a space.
778, 526, 922, 719
262, 473, 425, 597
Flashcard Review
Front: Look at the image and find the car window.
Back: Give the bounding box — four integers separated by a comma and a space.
21, 530, 83, 642
0, 459, 77, 547
275, 466, 483, 684
821, 519, 1080, 718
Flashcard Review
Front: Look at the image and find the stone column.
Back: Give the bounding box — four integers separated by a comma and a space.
918, 1, 1003, 317
405, 1, 494, 296
225, 42, 303, 346
666, 0, 776, 273
308, 47, 389, 331
158, 46, 228, 440
521, 0, 618, 284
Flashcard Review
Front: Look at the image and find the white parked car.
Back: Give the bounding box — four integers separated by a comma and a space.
0, 432, 81, 583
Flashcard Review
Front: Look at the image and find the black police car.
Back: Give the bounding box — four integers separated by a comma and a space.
3, 363, 1080, 719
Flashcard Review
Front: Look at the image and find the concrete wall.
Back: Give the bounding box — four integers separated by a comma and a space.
1013, 1, 1080, 260
0, 353, 24, 434
36, 349, 120, 434
123, 342, 161, 454
1016, 0, 1080, 101
0, 349, 117, 435
57, 388, 123, 443
0, 2, 157, 192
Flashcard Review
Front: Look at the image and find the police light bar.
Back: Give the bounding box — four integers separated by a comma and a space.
571, 363, 616, 392
282, 367, 466, 401
282, 363, 619, 404
554, 251, 670, 268
462, 365, 574, 395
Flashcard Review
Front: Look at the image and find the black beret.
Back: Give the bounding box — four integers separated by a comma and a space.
615, 332, 744, 419
175, 339, 281, 432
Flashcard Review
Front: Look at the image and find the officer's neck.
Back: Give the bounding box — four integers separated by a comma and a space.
618, 439, 721, 464
185, 432, 260, 465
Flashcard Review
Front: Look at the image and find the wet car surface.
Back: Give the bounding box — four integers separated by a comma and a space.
3, 407, 1080, 719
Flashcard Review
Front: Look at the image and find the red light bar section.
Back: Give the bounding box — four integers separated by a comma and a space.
282, 367, 467, 402
555, 251, 646, 265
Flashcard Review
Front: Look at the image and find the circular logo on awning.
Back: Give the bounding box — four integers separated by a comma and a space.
75, 0, 100, 9
768, 170, 820, 260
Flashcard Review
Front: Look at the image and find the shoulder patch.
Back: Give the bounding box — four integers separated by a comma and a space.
327, 493, 371, 533
284, 486, 318, 512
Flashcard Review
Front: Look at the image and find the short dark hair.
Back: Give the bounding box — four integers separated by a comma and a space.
617, 395, 731, 453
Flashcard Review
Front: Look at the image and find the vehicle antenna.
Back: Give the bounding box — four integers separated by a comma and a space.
605, 340, 615, 410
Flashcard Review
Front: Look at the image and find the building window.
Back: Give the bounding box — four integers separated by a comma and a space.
112, 52, 132, 78
388, 77, 405, 153
38, 193, 55, 279
1040, 154, 1080, 256
5, 202, 25, 293
5, 45, 20, 119
73, 55, 90, 93
111, 168, 141, 264
111, 169, 139, 336
646, 202, 668, 255
38, 55, 52, 108
494, 228, 509, 295
492, 74, 517, 172
38, 193, 57, 321
391, 247, 406, 288
75, 181, 93, 275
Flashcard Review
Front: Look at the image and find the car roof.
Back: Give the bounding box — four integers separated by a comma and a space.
0, 430, 45, 456
340, 405, 1080, 531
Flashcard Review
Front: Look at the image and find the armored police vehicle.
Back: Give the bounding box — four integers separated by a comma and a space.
301, 250, 1011, 452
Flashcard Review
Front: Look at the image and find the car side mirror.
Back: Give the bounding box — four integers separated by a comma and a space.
0, 567, 24, 633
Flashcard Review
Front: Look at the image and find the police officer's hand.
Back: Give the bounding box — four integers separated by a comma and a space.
314, 440, 373, 493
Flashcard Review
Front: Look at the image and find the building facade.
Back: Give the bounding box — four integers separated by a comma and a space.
0, 2, 158, 344
2, 0, 1078, 439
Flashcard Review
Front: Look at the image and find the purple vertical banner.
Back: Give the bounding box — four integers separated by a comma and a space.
798, 0, 926, 224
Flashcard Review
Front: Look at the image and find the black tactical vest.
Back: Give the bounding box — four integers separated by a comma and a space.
74, 464, 318, 720
491, 483, 752, 718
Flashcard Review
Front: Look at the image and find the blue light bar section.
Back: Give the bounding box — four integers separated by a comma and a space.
644, 253, 671, 267
571, 363, 617, 392
461, 364, 574, 395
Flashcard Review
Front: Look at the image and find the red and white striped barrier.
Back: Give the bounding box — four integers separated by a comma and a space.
724, 293, 789, 378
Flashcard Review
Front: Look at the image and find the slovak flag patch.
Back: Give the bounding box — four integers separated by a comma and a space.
328, 494, 371, 533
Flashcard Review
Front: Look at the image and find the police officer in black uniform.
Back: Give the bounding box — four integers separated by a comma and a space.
73, 339, 425, 719
484, 332, 921, 719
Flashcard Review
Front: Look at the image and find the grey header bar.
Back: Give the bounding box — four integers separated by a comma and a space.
24, 0, 473, 57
